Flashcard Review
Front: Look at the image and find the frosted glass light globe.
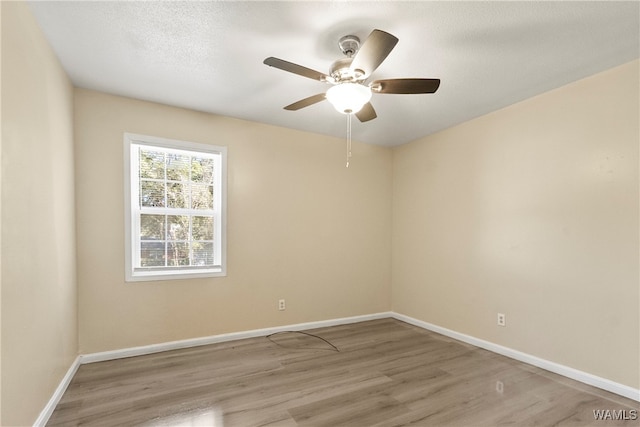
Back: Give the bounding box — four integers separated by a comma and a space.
326, 83, 372, 114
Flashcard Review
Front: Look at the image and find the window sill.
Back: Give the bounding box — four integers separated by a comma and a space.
125, 268, 226, 282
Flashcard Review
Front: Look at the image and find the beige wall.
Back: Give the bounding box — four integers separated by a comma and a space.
1, 2, 78, 425
74, 89, 392, 353
0, 1, 2, 425
392, 60, 639, 388
0, 2, 3, 422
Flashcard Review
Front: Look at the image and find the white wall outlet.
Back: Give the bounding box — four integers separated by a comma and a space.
497, 313, 506, 327
496, 380, 504, 393
278, 299, 286, 311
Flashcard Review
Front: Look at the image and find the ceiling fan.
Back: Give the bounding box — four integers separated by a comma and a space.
263, 29, 440, 122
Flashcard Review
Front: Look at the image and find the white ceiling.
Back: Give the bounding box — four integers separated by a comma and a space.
28, 1, 639, 147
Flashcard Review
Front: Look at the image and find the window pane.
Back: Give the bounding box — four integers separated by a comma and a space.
192, 241, 214, 266
140, 180, 165, 207
191, 184, 213, 210
140, 214, 165, 240
167, 242, 190, 266
139, 149, 165, 179
128, 135, 225, 280
192, 216, 213, 240
167, 183, 189, 208
167, 215, 189, 240
140, 241, 165, 267
166, 153, 190, 181
192, 157, 214, 183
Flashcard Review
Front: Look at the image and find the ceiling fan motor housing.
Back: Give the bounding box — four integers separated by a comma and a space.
330, 58, 360, 81
330, 35, 365, 81
329, 35, 364, 82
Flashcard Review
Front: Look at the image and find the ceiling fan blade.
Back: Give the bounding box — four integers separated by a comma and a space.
355, 102, 377, 122
349, 29, 399, 78
284, 93, 326, 111
264, 57, 331, 82
371, 78, 441, 94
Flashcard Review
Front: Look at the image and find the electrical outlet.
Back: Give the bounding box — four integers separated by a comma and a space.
278, 299, 286, 311
496, 380, 504, 393
497, 313, 506, 327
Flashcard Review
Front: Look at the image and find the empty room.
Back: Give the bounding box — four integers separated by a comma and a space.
1, 1, 639, 426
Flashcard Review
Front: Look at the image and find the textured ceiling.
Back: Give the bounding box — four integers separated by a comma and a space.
28, 1, 639, 147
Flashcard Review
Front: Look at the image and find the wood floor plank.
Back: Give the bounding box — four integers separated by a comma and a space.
47, 318, 639, 426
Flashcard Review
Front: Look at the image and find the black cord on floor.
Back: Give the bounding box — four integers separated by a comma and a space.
266, 331, 340, 352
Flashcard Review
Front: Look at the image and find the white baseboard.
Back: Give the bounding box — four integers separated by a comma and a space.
391, 312, 640, 402
33, 355, 81, 427
35, 312, 389, 426
80, 311, 393, 364
37, 309, 638, 427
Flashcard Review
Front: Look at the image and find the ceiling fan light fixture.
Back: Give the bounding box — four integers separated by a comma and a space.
326, 83, 372, 114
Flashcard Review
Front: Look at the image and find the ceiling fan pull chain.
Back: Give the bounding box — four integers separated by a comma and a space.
346, 113, 352, 168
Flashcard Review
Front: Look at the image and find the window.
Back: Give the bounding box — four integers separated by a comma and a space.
124, 133, 226, 281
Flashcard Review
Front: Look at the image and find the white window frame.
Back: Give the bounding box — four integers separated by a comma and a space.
124, 133, 227, 281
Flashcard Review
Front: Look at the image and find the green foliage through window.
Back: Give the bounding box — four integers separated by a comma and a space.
137, 146, 218, 269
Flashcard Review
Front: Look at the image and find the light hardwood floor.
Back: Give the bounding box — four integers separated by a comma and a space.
48, 318, 638, 426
